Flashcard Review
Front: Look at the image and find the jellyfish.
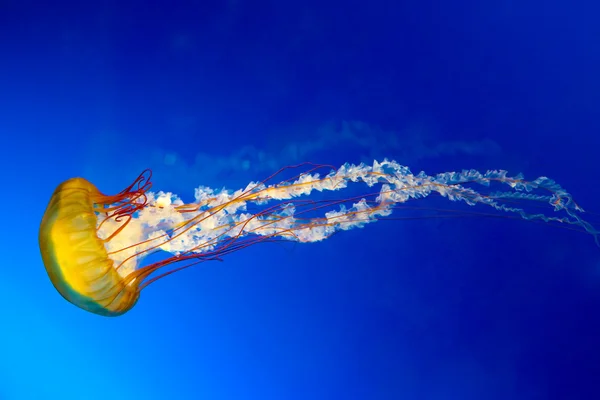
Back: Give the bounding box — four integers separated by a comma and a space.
38, 159, 598, 316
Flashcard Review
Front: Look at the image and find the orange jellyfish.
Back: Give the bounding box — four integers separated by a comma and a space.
39, 160, 599, 316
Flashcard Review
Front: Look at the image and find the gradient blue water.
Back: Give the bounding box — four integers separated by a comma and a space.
1, 1, 600, 399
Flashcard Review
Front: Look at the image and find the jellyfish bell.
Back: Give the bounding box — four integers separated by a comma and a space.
39, 171, 152, 316
39, 160, 599, 316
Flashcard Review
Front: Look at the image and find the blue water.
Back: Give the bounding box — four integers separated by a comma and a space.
1, 1, 600, 399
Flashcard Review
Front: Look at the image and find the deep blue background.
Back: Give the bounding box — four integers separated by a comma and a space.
1, 1, 600, 399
